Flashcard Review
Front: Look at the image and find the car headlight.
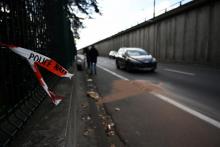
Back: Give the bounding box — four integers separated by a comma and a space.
152, 58, 156, 62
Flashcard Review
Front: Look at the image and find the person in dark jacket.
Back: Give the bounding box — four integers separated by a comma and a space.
89, 45, 99, 75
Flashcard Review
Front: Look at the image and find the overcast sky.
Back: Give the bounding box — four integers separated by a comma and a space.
76, 0, 192, 49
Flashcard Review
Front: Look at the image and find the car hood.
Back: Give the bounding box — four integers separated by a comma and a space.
129, 55, 153, 63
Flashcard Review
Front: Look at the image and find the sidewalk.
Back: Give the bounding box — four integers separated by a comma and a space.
9, 65, 123, 147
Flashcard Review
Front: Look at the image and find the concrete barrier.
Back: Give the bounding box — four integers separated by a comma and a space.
85, 0, 220, 67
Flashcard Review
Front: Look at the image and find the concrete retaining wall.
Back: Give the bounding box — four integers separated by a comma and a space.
92, 0, 220, 66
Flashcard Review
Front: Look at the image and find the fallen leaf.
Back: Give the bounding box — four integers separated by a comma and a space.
115, 108, 120, 111
83, 130, 89, 136
87, 116, 91, 120
87, 91, 100, 100
87, 78, 93, 82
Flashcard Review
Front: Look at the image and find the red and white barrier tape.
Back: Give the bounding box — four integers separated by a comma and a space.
0, 42, 74, 105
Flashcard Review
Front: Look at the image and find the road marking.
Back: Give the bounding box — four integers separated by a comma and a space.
151, 92, 220, 129
97, 64, 129, 80
98, 64, 220, 128
164, 68, 195, 76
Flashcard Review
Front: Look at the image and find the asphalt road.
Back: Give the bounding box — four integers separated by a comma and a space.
95, 57, 220, 147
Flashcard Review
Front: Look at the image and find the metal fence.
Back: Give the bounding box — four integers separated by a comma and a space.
155, 0, 193, 16
0, 0, 76, 145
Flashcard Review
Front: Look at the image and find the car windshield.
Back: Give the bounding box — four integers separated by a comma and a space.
127, 50, 147, 56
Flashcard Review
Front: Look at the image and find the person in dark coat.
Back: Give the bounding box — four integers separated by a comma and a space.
89, 45, 99, 75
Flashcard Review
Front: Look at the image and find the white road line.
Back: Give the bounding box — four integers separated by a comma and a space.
151, 92, 220, 129
97, 64, 129, 80
164, 68, 195, 76
97, 64, 220, 128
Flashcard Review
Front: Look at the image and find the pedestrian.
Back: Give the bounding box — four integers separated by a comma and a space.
89, 45, 99, 75
83, 47, 90, 69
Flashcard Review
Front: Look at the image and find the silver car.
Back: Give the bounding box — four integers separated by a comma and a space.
76, 54, 86, 71
109, 50, 117, 59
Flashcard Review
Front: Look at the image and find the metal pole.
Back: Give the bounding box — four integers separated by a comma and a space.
153, 0, 156, 17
